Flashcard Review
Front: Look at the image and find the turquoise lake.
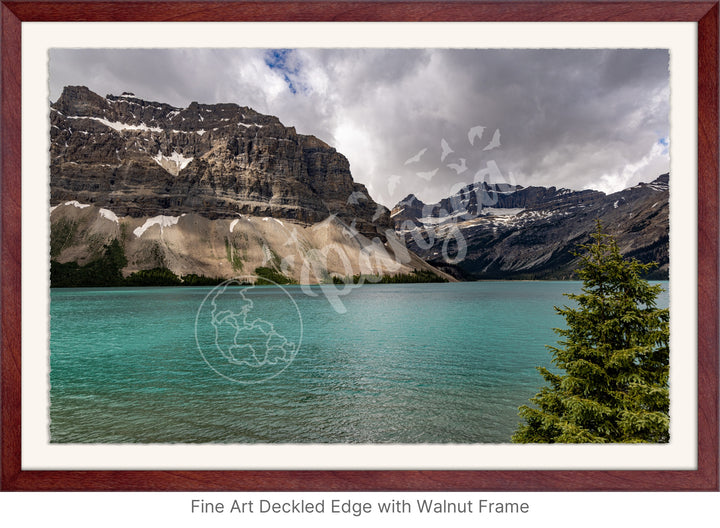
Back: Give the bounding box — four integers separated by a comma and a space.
49, 281, 669, 443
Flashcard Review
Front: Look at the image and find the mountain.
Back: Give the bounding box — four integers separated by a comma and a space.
391, 174, 669, 280
50, 86, 669, 284
50, 86, 451, 284
51, 86, 390, 235
50, 202, 442, 284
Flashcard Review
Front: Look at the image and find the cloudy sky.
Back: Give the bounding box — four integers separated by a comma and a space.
49, 48, 669, 207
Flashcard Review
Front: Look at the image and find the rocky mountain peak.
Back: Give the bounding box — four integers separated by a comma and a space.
397, 193, 420, 205
634, 172, 669, 192
394, 173, 669, 280
53, 85, 112, 117
50, 86, 390, 236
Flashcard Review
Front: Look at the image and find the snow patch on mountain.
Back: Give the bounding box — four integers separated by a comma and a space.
64, 200, 91, 209
482, 207, 525, 216
99, 208, 119, 223
133, 215, 181, 238
152, 150, 193, 176
67, 115, 163, 133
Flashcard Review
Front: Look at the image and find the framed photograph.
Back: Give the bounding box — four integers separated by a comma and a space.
1, 1, 717, 491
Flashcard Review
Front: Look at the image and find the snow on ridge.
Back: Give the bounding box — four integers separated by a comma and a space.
64, 200, 91, 209
229, 219, 239, 233
99, 208, 119, 223
133, 215, 180, 238
419, 210, 472, 226
466, 181, 518, 195
482, 207, 525, 217
168, 129, 207, 135
67, 115, 162, 133
419, 206, 524, 226
631, 180, 668, 193
152, 149, 193, 175
648, 182, 669, 192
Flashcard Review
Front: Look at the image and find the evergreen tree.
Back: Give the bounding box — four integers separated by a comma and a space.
512, 223, 669, 443
50, 238, 127, 287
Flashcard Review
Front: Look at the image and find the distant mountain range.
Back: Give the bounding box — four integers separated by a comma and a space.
391, 174, 669, 279
49, 86, 668, 284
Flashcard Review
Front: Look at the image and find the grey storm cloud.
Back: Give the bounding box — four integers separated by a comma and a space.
49, 48, 669, 207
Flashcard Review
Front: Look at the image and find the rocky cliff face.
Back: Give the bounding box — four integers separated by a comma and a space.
51, 86, 390, 236
49, 86, 455, 284
50, 202, 445, 284
51, 86, 669, 283
392, 174, 669, 279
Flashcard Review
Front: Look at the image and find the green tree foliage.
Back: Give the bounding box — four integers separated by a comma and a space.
125, 267, 182, 287
51, 238, 223, 287
51, 238, 127, 287
102, 238, 128, 282
512, 223, 669, 443
180, 273, 225, 286
333, 269, 448, 284
253, 266, 296, 285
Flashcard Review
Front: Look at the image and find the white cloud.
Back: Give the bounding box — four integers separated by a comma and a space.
50, 48, 670, 207
592, 141, 669, 195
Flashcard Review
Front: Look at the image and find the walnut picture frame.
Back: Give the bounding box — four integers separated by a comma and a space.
1, 1, 717, 491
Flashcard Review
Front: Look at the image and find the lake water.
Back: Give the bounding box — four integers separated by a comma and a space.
49, 281, 669, 443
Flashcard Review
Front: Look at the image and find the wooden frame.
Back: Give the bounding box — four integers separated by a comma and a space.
1, 1, 717, 491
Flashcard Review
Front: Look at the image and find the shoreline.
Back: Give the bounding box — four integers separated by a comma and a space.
50, 277, 670, 290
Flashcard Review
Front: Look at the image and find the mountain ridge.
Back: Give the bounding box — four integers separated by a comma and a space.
50, 85, 669, 284
391, 174, 669, 280
49, 86, 452, 285
50, 86, 390, 237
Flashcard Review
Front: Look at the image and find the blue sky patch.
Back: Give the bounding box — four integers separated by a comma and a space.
264, 49, 301, 94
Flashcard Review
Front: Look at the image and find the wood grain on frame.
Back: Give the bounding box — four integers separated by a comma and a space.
1, 1, 717, 491
2, 1, 718, 22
